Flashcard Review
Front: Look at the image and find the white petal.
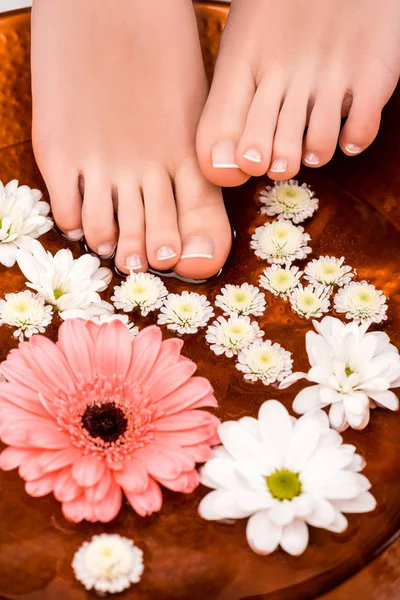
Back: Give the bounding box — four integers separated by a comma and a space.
285, 414, 321, 472
280, 519, 309, 556
200, 457, 238, 490
258, 400, 292, 469
279, 371, 307, 390
306, 498, 336, 528
343, 392, 369, 416
333, 491, 376, 514
329, 402, 348, 431
368, 390, 399, 411
345, 406, 370, 430
198, 490, 254, 520
246, 511, 282, 555
311, 471, 363, 500
301, 448, 354, 487
292, 385, 324, 414
268, 500, 295, 526
323, 510, 348, 533
218, 421, 265, 470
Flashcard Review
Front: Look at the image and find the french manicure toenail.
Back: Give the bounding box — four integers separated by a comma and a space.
243, 148, 262, 163
65, 228, 84, 241
212, 141, 240, 169
97, 243, 115, 258
156, 245, 177, 261
304, 152, 320, 166
181, 236, 214, 260
346, 143, 362, 155
125, 254, 143, 270
270, 159, 288, 173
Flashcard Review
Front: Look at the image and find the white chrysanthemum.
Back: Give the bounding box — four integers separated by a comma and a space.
289, 284, 330, 319
236, 340, 292, 385
72, 534, 144, 594
334, 281, 387, 324
214, 283, 267, 317
88, 313, 139, 337
0, 290, 53, 341
111, 272, 168, 317
158, 291, 214, 334
280, 316, 400, 431
259, 265, 302, 298
0, 180, 53, 268
251, 220, 312, 265
199, 401, 376, 556
304, 256, 354, 288
16, 240, 112, 319
259, 179, 319, 223
206, 315, 264, 358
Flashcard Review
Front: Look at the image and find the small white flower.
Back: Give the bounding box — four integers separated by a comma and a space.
0, 290, 53, 341
111, 272, 167, 317
215, 283, 267, 317
236, 340, 292, 385
304, 256, 354, 288
251, 220, 312, 265
259, 179, 319, 223
16, 240, 112, 319
72, 534, 144, 594
280, 316, 400, 431
259, 264, 302, 298
0, 180, 53, 267
289, 284, 330, 319
88, 313, 139, 337
199, 400, 376, 556
158, 291, 214, 334
206, 315, 264, 358
334, 281, 388, 324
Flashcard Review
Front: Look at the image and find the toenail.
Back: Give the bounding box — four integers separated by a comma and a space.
65, 228, 84, 241
243, 148, 262, 163
212, 141, 240, 169
304, 152, 320, 166
125, 254, 143, 270
181, 236, 214, 260
345, 143, 362, 155
270, 159, 288, 173
97, 243, 115, 258
156, 245, 177, 261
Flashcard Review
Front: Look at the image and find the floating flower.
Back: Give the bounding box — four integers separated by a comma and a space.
206, 315, 263, 358
280, 316, 400, 431
16, 240, 112, 319
199, 400, 376, 556
259, 180, 318, 223
289, 284, 330, 319
87, 313, 139, 338
334, 281, 388, 324
214, 283, 266, 317
0, 180, 53, 267
111, 272, 167, 317
0, 320, 220, 522
259, 265, 302, 298
0, 290, 53, 342
304, 256, 354, 288
158, 291, 214, 334
236, 340, 292, 385
72, 534, 144, 594
251, 220, 311, 265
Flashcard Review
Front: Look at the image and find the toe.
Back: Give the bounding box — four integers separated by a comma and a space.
174, 158, 231, 280
339, 87, 383, 157
114, 180, 147, 274
81, 172, 118, 258
143, 167, 181, 271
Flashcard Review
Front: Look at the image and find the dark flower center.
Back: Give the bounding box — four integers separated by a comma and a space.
81, 402, 128, 443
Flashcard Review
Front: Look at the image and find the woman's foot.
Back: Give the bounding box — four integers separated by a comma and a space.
197, 0, 400, 186
31, 0, 231, 278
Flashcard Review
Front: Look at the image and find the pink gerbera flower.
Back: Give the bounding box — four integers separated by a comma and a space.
0, 320, 219, 523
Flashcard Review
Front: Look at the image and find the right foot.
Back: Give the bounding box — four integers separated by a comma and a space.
31, 0, 231, 279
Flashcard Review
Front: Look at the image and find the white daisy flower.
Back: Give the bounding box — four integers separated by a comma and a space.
0, 179, 53, 268
289, 284, 330, 319
304, 256, 354, 288
236, 340, 292, 385
260, 179, 318, 223
158, 291, 214, 334
280, 316, 400, 431
15, 240, 112, 320
214, 283, 267, 317
334, 280, 388, 324
111, 272, 168, 317
199, 400, 376, 556
206, 315, 264, 358
251, 220, 312, 265
259, 264, 302, 298
0, 290, 53, 341
72, 534, 144, 594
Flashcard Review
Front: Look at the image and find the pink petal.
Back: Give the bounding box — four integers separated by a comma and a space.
0, 417, 70, 449
0, 382, 50, 418
127, 326, 162, 384
135, 443, 195, 480
148, 362, 197, 402
0, 447, 37, 471
93, 320, 132, 379
154, 410, 216, 432
71, 455, 106, 487
125, 478, 163, 517
156, 377, 217, 415
85, 469, 113, 503
92, 482, 123, 522
180, 443, 213, 463
18, 454, 45, 481
115, 459, 149, 493
146, 338, 184, 384
154, 418, 220, 447
1, 349, 55, 395
56, 319, 94, 380
19, 336, 75, 394
53, 468, 82, 502
62, 495, 88, 523
38, 448, 81, 474
157, 469, 199, 493
25, 472, 57, 497
27, 423, 71, 449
